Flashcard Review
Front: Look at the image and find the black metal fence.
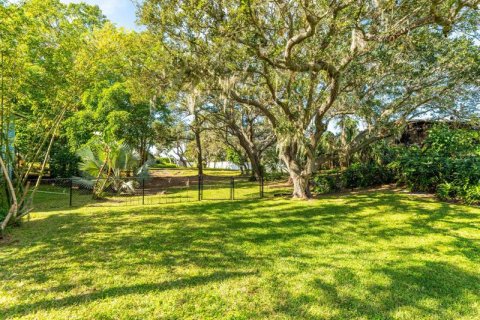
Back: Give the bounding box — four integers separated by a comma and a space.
28, 175, 268, 211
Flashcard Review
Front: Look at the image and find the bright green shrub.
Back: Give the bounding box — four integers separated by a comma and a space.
436, 183, 461, 201
152, 157, 178, 169
155, 157, 173, 165
464, 185, 480, 205
151, 163, 178, 169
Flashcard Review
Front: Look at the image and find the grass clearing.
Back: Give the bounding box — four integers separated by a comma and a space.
150, 168, 242, 177
1, 190, 479, 319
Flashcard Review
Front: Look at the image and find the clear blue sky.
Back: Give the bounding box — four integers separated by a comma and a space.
61, 0, 141, 30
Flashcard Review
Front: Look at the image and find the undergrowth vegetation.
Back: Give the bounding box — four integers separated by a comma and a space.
394, 125, 480, 204
311, 125, 480, 205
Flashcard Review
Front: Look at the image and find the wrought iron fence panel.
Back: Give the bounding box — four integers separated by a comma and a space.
200, 175, 233, 200
27, 174, 268, 212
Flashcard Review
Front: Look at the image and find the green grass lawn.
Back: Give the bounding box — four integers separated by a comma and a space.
1, 190, 479, 319
29, 178, 266, 211
150, 168, 242, 177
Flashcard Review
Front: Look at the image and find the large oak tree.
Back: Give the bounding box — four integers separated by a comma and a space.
141, 0, 479, 198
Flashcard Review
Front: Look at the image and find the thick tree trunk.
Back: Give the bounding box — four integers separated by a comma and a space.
280, 143, 316, 200
139, 143, 148, 166
290, 171, 312, 199
248, 154, 263, 181
194, 129, 203, 176
233, 129, 262, 180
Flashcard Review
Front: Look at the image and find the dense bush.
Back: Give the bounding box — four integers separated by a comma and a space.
464, 185, 480, 205
50, 141, 81, 178
436, 183, 480, 205
0, 184, 7, 221
436, 183, 461, 201
151, 163, 177, 169
344, 163, 396, 189
393, 124, 480, 203
310, 124, 480, 205
156, 157, 173, 164
312, 173, 342, 194
311, 163, 395, 194
390, 147, 439, 192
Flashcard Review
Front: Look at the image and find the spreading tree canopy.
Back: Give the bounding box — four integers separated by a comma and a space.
140, 0, 479, 198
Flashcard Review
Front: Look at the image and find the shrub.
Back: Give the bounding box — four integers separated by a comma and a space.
344, 163, 395, 189
312, 174, 342, 194
155, 157, 173, 165
264, 171, 287, 181
152, 157, 177, 169
464, 185, 480, 205
391, 148, 439, 192
436, 183, 461, 201
393, 124, 480, 195
311, 163, 395, 193
151, 163, 177, 169
50, 138, 81, 178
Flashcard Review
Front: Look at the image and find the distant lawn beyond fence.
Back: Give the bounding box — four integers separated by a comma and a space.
29, 175, 292, 212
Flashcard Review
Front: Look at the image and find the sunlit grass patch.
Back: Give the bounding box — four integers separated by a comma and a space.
1, 190, 479, 319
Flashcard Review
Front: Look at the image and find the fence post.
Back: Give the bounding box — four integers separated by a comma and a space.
142, 178, 145, 205
198, 175, 202, 201
231, 177, 234, 200
69, 178, 73, 207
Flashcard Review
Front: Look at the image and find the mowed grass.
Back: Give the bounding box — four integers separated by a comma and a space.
1, 191, 479, 319
150, 168, 242, 177
29, 179, 265, 211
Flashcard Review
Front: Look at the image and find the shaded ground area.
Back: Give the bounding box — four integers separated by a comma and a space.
0, 191, 479, 319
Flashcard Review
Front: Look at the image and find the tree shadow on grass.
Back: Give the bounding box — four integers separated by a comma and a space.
4, 193, 479, 273
1, 191, 479, 318
2, 271, 256, 318
271, 261, 480, 320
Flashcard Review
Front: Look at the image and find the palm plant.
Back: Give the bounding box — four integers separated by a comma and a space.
77, 140, 147, 197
